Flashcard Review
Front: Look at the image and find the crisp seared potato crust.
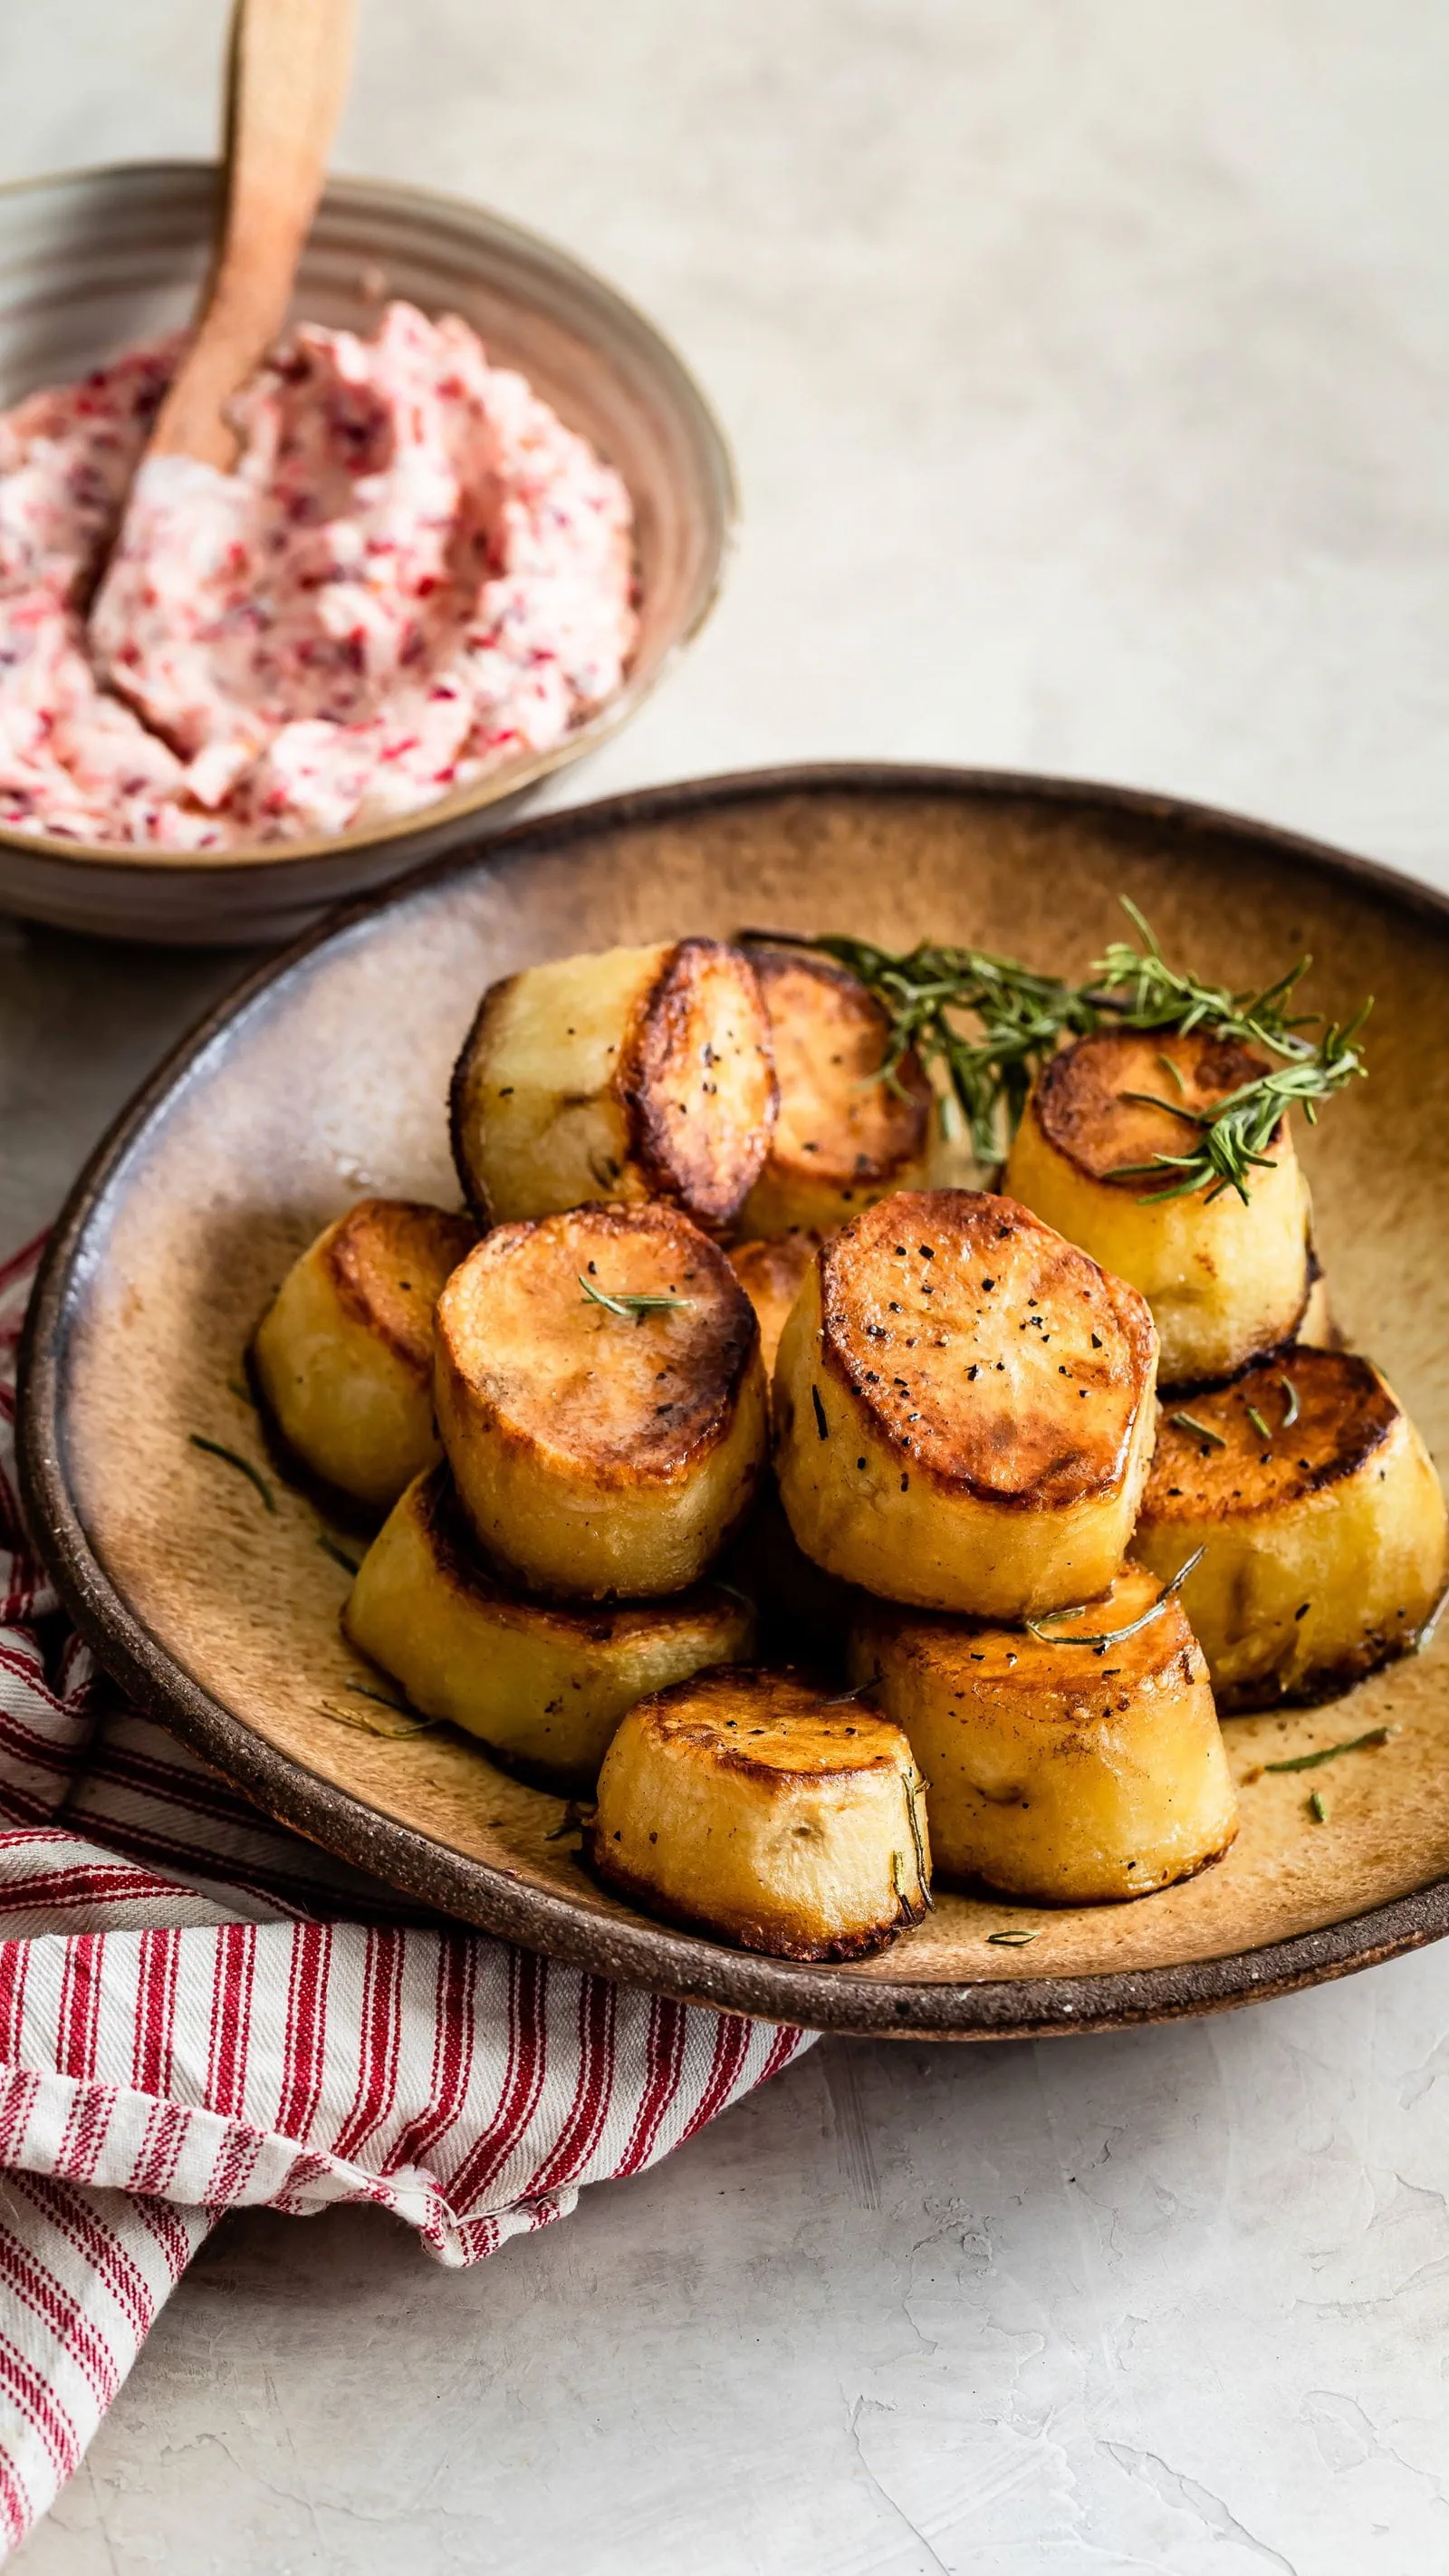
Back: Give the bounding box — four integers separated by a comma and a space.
590, 1667, 930, 1959
1004, 1029, 1314, 1387
852, 1568, 1237, 1903
435, 1204, 769, 1599
251, 1198, 475, 1511
1136, 1350, 1449, 1709
449, 938, 777, 1231
728, 1231, 821, 1379
774, 1190, 1159, 1616
343, 1467, 754, 1791
737, 947, 931, 1235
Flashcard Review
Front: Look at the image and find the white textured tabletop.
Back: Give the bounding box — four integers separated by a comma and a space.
5, 4, 1449, 2568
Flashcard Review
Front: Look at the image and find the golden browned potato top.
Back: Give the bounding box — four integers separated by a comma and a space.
409, 1464, 746, 1642
748, 947, 930, 1187
817, 1190, 1157, 1505
629, 1665, 912, 1782
1144, 1349, 1402, 1520
325, 1199, 476, 1379
1032, 1028, 1281, 1189
857, 1562, 1202, 1709
729, 1230, 820, 1376
623, 939, 778, 1226
437, 1204, 759, 1481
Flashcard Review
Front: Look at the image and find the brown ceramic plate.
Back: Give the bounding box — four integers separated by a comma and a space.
18, 765, 1449, 2038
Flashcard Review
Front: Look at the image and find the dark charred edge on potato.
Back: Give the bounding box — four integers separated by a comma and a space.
243, 1331, 394, 1537
618, 937, 778, 1228
1213, 1591, 1449, 1715
447, 975, 517, 1227
581, 1832, 926, 1960
927, 1821, 1240, 1910
323, 1201, 477, 1379
743, 941, 934, 1183
412, 1462, 755, 1648
1146, 1351, 1403, 1514
1032, 1029, 1285, 1191
815, 1269, 1157, 1513
438, 1210, 766, 1492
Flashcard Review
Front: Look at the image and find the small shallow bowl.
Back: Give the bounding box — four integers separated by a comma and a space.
0, 161, 734, 947
18, 763, 1449, 2038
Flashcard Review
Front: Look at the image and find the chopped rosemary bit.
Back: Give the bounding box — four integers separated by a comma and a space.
1279, 1374, 1300, 1429
986, 1927, 1041, 1946
189, 1434, 276, 1513
579, 1275, 693, 1322
544, 1800, 596, 1841
324, 1683, 439, 1741
1245, 1403, 1273, 1443
317, 1535, 361, 1575
1025, 1548, 1204, 1649
1309, 1789, 1329, 1823
759, 898, 1369, 1200
1263, 1725, 1391, 1775
1168, 1410, 1225, 1448
1156, 1051, 1187, 1096
226, 1376, 255, 1407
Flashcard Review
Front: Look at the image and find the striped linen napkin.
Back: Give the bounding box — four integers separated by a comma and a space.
0, 1232, 813, 2554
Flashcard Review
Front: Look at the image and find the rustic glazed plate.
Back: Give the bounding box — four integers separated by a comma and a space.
19, 765, 1449, 2038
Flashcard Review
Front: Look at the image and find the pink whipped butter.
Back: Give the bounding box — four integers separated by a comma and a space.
0, 301, 636, 848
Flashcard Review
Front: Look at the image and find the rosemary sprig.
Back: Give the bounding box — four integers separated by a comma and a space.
189, 1434, 276, 1514
579, 1275, 693, 1322
1263, 1725, 1391, 1775
1025, 1548, 1204, 1648
763, 899, 1370, 1199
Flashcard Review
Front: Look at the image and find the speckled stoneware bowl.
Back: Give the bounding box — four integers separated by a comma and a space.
19, 764, 1449, 2039
0, 162, 734, 947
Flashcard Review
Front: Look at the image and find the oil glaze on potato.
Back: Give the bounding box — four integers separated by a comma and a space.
1004, 1029, 1314, 1387
852, 1568, 1237, 1904
434, 1203, 768, 1600
774, 1190, 1159, 1617
251, 1197, 474, 1512
344, 1466, 754, 1791
1136, 1350, 1449, 1709
449, 939, 777, 1231
589, 1667, 930, 1959
737, 946, 931, 1236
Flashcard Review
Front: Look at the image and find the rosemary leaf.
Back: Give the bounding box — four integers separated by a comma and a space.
1245, 1403, 1273, 1443
1279, 1375, 1300, 1428
1168, 1410, 1226, 1448
986, 1927, 1041, 1946
1264, 1726, 1391, 1775
1025, 1549, 1204, 1650
1309, 1789, 1329, 1823
189, 1434, 276, 1514
579, 1275, 693, 1322
317, 1535, 360, 1575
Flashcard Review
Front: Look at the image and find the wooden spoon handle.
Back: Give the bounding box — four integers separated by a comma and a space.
149, 0, 356, 469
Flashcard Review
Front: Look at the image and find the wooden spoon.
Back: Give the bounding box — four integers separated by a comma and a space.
147, 0, 355, 471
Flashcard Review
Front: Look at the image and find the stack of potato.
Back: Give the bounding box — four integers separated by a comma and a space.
250, 935, 1448, 1963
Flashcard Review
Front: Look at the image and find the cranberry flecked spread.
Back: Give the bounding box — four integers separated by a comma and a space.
0, 301, 636, 848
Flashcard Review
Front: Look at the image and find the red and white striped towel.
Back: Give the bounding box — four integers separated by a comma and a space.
0, 1233, 814, 2556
